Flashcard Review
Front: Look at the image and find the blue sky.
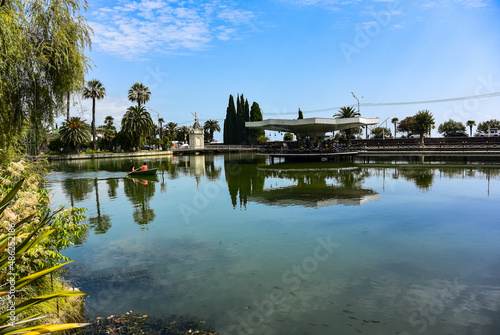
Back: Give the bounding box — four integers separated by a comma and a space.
65, 0, 500, 140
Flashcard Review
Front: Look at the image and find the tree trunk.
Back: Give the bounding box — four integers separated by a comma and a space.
92, 98, 96, 151
67, 92, 70, 122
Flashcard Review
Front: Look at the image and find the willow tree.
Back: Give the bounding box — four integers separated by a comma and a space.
0, 0, 92, 162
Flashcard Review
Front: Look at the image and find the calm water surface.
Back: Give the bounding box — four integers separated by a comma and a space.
46, 154, 500, 335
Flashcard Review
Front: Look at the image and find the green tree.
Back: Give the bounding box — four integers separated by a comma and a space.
371, 127, 392, 139
128, 82, 151, 107
477, 119, 500, 133
204, 119, 221, 142
224, 95, 237, 144
413, 110, 435, 145
0, 0, 91, 161
397, 116, 415, 137
249, 102, 264, 144
438, 119, 466, 137
101, 116, 117, 150
466, 120, 476, 136
176, 126, 190, 142
283, 132, 294, 141
121, 106, 154, 149
166, 122, 178, 140
82, 79, 106, 151
59, 117, 91, 153
298, 108, 304, 119
391, 117, 399, 138
158, 117, 165, 140
333, 106, 360, 142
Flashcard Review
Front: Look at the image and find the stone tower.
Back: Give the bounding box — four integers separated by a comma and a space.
188, 113, 204, 149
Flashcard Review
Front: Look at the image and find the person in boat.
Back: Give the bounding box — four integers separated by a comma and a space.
141, 162, 148, 171
131, 164, 136, 172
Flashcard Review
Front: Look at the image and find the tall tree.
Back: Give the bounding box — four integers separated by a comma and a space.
298, 108, 304, 119
224, 95, 237, 144
82, 79, 106, 150
0, 0, 91, 161
166, 122, 178, 140
466, 120, 476, 136
413, 110, 435, 145
121, 106, 154, 149
102, 116, 116, 150
391, 117, 399, 138
59, 117, 91, 153
204, 120, 221, 142
128, 82, 151, 107
158, 117, 165, 140
249, 102, 264, 144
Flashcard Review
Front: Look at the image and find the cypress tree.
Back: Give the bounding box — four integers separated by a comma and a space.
249, 102, 264, 144
224, 95, 237, 144
298, 108, 304, 119
244, 98, 250, 144
236, 94, 245, 144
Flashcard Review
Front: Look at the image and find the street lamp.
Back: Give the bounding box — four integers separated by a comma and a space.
351, 92, 366, 138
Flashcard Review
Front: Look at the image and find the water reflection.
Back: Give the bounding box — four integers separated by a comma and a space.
88, 178, 112, 234
225, 158, 379, 208
124, 176, 157, 229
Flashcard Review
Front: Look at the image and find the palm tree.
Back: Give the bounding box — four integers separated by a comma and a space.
59, 117, 91, 153
166, 122, 178, 140
121, 105, 154, 149
128, 82, 151, 107
466, 120, 476, 137
204, 119, 221, 142
391, 117, 399, 138
158, 117, 165, 139
82, 79, 106, 150
333, 106, 360, 142
333, 106, 360, 119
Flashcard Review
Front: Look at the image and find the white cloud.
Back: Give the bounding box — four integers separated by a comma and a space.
89, 0, 254, 59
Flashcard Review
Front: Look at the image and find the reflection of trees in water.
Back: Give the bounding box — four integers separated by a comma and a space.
224, 159, 376, 208
205, 156, 222, 181
107, 178, 119, 199
123, 178, 157, 229
62, 178, 94, 207
224, 160, 264, 209
397, 168, 435, 191
88, 178, 112, 234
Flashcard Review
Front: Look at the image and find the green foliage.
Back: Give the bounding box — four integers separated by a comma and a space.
223, 95, 237, 145
249, 102, 264, 144
283, 132, 294, 141
333, 106, 360, 119
59, 117, 91, 153
256, 135, 269, 145
397, 116, 415, 136
47, 138, 64, 153
333, 107, 360, 143
371, 127, 392, 139
438, 119, 466, 136
203, 120, 221, 142
413, 110, 435, 144
477, 119, 500, 132
121, 106, 154, 149
128, 82, 151, 107
0, 0, 92, 162
0, 169, 88, 334
298, 108, 304, 119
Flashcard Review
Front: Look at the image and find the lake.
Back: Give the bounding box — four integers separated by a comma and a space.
45, 153, 500, 335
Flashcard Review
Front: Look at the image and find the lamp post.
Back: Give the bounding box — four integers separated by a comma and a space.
351, 92, 366, 138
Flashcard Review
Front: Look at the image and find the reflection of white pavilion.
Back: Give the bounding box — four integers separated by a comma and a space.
246, 117, 379, 142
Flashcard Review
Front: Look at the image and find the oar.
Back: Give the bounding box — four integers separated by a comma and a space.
125, 167, 142, 177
